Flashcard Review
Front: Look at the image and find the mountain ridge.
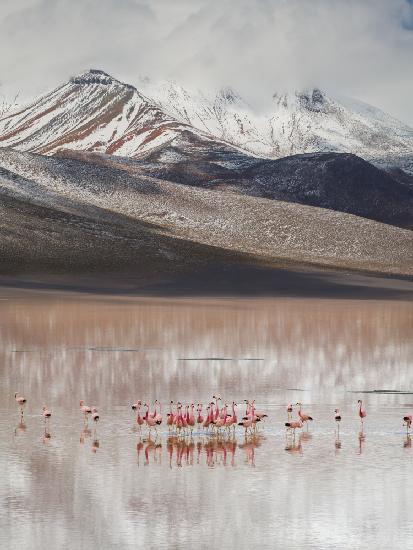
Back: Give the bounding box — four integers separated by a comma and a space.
0, 69, 412, 173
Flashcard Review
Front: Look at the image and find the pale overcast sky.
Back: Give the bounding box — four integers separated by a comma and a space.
0, 0, 412, 124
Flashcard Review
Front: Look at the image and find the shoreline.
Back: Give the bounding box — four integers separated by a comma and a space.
1, 264, 412, 301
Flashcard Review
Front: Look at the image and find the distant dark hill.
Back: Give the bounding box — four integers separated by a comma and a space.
239, 152, 413, 228
116, 146, 413, 229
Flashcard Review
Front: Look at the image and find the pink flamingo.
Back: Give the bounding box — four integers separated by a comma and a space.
150, 400, 158, 419
358, 400, 366, 427
92, 407, 100, 423
251, 400, 268, 420
297, 402, 313, 430
196, 404, 204, 430
15, 392, 27, 416
154, 402, 162, 426
167, 401, 174, 431
42, 406, 52, 422
80, 400, 92, 420
225, 402, 237, 431
136, 403, 144, 430
188, 404, 195, 433
215, 404, 228, 432
238, 416, 255, 435
403, 415, 412, 433
213, 396, 221, 421
176, 405, 184, 433
203, 405, 212, 431
144, 403, 158, 436
285, 419, 303, 435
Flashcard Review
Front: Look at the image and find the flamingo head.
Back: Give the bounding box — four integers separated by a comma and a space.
358, 400, 362, 404
79, 400, 84, 406
14, 392, 18, 398
335, 408, 339, 413
92, 407, 98, 413
42, 406, 47, 411
296, 402, 301, 406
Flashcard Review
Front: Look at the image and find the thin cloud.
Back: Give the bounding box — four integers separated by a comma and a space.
0, 0, 412, 124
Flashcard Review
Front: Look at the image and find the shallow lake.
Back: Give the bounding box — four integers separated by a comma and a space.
0, 289, 412, 549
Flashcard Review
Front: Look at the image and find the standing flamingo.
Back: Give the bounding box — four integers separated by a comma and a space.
285, 419, 303, 435
154, 402, 163, 426
213, 396, 221, 421
15, 392, 26, 416
144, 403, 158, 436
226, 402, 237, 432
80, 400, 92, 422
403, 415, 412, 433
92, 407, 100, 423
167, 401, 175, 431
136, 402, 144, 431
251, 400, 268, 420
297, 403, 313, 430
358, 400, 366, 427
42, 406, 52, 423
334, 408, 341, 433
196, 404, 204, 431
203, 405, 211, 431
188, 404, 195, 434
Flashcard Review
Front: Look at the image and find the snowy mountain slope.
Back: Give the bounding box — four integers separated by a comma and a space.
58, 145, 413, 229
1, 148, 412, 277
0, 70, 412, 173
0, 70, 223, 158
139, 78, 413, 171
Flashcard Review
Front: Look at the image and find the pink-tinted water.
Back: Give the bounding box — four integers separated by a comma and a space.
0, 290, 412, 549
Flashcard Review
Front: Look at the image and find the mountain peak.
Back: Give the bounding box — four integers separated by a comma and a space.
70, 69, 135, 90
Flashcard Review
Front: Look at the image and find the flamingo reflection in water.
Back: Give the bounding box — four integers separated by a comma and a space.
139, 432, 262, 469
14, 419, 27, 437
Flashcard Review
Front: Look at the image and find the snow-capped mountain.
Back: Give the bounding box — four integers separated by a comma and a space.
139, 78, 413, 171
0, 70, 218, 157
0, 69, 412, 173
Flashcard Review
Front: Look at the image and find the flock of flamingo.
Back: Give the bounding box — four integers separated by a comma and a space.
13, 392, 413, 439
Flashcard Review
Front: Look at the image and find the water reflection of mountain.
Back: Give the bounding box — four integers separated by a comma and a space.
1, 294, 412, 404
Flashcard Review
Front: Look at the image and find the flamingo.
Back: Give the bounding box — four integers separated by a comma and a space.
154, 402, 162, 426
188, 404, 195, 433
403, 415, 412, 433
212, 396, 221, 421
144, 403, 158, 436
203, 405, 212, 431
358, 400, 366, 427
226, 402, 237, 431
167, 401, 175, 431
215, 404, 228, 432
196, 404, 204, 430
42, 406, 52, 422
136, 403, 144, 430
238, 416, 256, 436
92, 408, 100, 423
251, 400, 268, 420
334, 408, 341, 430
297, 402, 313, 430
80, 400, 92, 420
15, 392, 26, 416
285, 419, 303, 435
